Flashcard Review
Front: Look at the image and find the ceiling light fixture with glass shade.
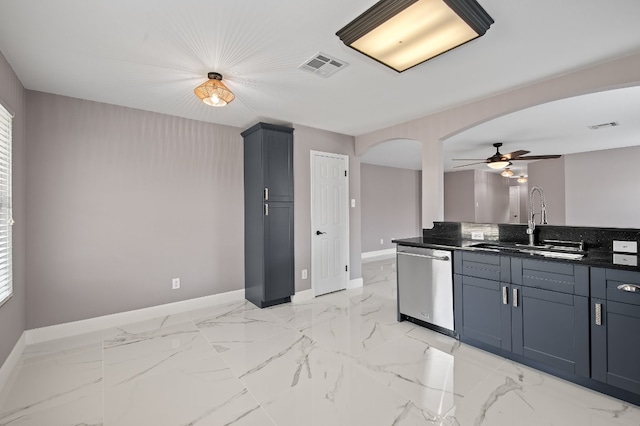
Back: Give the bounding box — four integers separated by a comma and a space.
487, 160, 509, 170
194, 72, 235, 107
336, 0, 494, 72
501, 168, 514, 177
517, 175, 528, 183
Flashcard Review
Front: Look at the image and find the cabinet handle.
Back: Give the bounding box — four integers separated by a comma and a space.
502, 286, 509, 305
512, 288, 519, 307
396, 252, 450, 262
264, 187, 269, 201
265, 203, 269, 216
617, 284, 640, 293
595, 303, 602, 326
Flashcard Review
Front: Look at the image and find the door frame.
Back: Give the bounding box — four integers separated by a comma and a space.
310, 150, 350, 296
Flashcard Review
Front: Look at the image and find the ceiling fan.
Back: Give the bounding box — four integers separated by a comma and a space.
452, 143, 561, 169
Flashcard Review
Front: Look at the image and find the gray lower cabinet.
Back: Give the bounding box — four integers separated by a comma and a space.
454, 252, 511, 351
454, 273, 511, 350
591, 268, 640, 394
455, 252, 590, 378
512, 258, 590, 377
513, 285, 589, 376
242, 123, 294, 308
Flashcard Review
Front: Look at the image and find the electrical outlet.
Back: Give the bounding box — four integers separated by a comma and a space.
172, 278, 180, 290
471, 232, 485, 240
380, 239, 384, 245
302, 269, 308, 279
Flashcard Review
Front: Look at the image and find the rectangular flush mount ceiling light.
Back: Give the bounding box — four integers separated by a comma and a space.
336, 0, 494, 72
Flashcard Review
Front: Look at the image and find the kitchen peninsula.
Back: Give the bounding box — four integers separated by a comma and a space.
394, 221, 640, 406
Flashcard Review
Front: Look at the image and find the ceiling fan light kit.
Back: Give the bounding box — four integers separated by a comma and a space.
336, 0, 494, 72
501, 168, 514, 177
452, 142, 561, 170
194, 72, 235, 107
487, 160, 509, 170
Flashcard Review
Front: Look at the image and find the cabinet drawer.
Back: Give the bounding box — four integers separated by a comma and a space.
514, 258, 588, 296
592, 268, 640, 306
459, 252, 509, 282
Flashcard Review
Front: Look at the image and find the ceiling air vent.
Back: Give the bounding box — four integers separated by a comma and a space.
298, 52, 348, 78
588, 121, 619, 130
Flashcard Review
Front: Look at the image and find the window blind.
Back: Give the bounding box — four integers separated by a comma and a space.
0, 103, 12, 307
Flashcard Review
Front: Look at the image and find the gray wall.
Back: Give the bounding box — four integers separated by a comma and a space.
22, 92, 364, 328
528, 158, 566, 225
292, 125, 361, 292
565, 145, 640, 227
444, 170, 475, 222
26, 91, 245, 329
360, 164, 421, 253
475, 171, 510, 224
444, 170, 509, 224
0, 51, 26, 365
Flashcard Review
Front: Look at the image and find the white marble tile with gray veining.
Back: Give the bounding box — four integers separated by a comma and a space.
0, 348, 103, 425
220, 328, 326, 403
262, 357, 442, 426
103, 321, 214, 387
104, 353, 273, 426
302, 293, 415, 357
355, 332, 506, 417
189, 299, 293, 353
2, 257, 639, 426
20, 330, 103, 365
444, 360, 640, 426
266, 293, 351, 334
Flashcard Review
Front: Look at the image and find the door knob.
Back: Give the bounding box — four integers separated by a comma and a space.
316, 230, 326, 235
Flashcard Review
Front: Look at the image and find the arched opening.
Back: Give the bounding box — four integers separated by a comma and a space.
441, 85, 640, 228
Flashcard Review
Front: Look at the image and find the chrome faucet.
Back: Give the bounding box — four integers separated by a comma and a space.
527, 186, 548, 246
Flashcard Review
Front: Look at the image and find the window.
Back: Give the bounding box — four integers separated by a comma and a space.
0, 102, 12, 307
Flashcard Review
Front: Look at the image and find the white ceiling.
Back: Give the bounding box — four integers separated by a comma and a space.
1, 1, 640, 138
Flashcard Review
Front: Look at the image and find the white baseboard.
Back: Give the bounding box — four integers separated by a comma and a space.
361, 248, 396, 262
0, 332, 25, 393
25, 289, 245, 345
348, 278, 364, 289
291, 289, 314, 303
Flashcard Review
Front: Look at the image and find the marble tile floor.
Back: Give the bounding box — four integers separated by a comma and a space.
1, 258, 639, 425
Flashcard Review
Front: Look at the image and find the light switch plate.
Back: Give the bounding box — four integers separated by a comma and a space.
351, 199, 356, 208
613, 241, 638, 253
613, 253, 638, 266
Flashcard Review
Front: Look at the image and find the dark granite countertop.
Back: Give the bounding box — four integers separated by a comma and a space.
392, 236, 640, 272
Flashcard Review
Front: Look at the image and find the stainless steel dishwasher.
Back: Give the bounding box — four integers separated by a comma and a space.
397, 245, 455, 336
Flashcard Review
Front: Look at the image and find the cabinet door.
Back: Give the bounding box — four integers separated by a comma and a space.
264, 202, 294, 302
592, 299, 640, 394
263, 130, 293, 202
457, 275, 511, 351
513, 286, 589, 377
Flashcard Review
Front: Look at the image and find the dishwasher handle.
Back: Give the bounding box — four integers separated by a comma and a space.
397, 252, 450, 262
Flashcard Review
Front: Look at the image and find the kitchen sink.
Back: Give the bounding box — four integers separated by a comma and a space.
469, 242, 585, 260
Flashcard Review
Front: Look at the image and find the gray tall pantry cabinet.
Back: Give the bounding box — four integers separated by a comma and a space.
242, 123, 294, 308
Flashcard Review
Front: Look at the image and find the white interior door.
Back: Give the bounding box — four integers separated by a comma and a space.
311, 151, 349, 296
509, 186, 521, 223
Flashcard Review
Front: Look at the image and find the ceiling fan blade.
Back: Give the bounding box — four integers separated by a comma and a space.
452, 158, 487, 161
504, 150, 530, 159
452, 161, 488, 168
512, 155, 562, 160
